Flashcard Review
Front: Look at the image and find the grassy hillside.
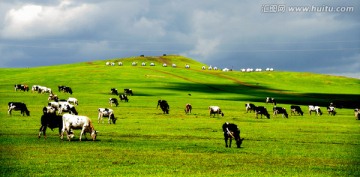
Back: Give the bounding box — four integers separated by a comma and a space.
0, 55, 359, 176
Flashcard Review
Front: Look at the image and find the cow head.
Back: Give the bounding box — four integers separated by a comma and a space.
236, 138, 245, 148
25, 110, 30, 116
110, 114, 116, 124
91, 130, 97, 141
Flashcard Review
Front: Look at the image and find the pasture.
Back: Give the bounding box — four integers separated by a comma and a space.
0, 55, 359, 176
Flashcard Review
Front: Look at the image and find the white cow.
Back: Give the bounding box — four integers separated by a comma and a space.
98, 108, 116, 124
61, 114, 97, 141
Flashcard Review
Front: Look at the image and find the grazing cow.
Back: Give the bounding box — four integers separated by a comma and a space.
245, 103, 256, 113
43, 106, 56, 114
202, 66, 206, 70
61, 114, 97, 141
222, 122, 244, 148
185, 103, 192, 114
273, 106, 288, 118
290, 105, 304, 116
109, 98, 119, 107
14, 84, 29, 92
150, 63, 155, 66
38, 86, 52, 94
119, 94, 129, 102
38, 112, 64, 139
67, 97, 78, 105
118, 62, 123, 66
157, 100, 170, 114
163, 63, 167, 67
111, 88, 118, 95
8, 102, 30, 116
327, 106, 336, 116
58, 103, 78, 115
266, 97, 276, 105
254, 106, 270, 119
124, 88, 133, 96
142, 62, 146, 66
58, 86, 73, 94
355, 108, 360, 120
48, 93, 59, 102
308, 105, 323, 116
172, 64, 176, 68
98, 108, 116, 124
209, 106, 224, 117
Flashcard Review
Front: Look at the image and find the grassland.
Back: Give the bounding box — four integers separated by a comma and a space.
0, 55, 359, 176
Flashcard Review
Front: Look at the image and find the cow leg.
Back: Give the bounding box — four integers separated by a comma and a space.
224, 134, 229, 147
229, 138, 232, 148
38, 125, 46, 139
79, 127, 86, 141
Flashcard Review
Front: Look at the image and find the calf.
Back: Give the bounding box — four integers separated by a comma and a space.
14, 84, 29, 92
309, 105, 322, 116
38, 112, 63, 139
98, 108, 116, 124
109, 98, 119, 107
185, 103, 192, 114
209, 106, 224, 117
119, 94, 129, 102
245, 103, 256, 113
327, 106, 336, 116
273, 106, 288, 118
61, 114, 97, 141
290, 105, 303, 116
8, 102, 30, 116
157, 100, 169, 114
222, 122, 244, 148
254, 106, 270, 119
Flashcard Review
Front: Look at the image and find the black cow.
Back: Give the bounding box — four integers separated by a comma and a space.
109, 98, 119, 107
254, 106, 270, 119
8, 102, 30, 116
38, 112, 63, 139
111, 88, 118, 95
58, 85, 73, 94
273, 106, 288, 118
290, 105, 303, 116
157, 100, 169, 114
14, 84, 29, 92
222, 122, 244, 148
119, 94, 129, 102
245, 103, 256, 113
124, 88, 133, 96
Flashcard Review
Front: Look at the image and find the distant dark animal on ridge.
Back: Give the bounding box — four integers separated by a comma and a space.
124, 88, 133, 96
14, 84, 29, 92
157, 100, 169, 114
109, 98, 119, 107
185, 103, 192, 114
209, 106, 224, 117
273, 106, 288, 118
222, 122, 244, 148
245, 103, 256, 113
290, 105, 303, 116
254, 106, 270, 119
38, 112, 63, 139
8, 102, 30, 116
119, 94, 129, 102
266, 97, 276, 105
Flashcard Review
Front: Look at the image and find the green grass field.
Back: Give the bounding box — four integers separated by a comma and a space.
1, 55, 359, 176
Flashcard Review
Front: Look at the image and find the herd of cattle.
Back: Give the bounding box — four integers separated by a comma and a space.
8, 84, 360, 145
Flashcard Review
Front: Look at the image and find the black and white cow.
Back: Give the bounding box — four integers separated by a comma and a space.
119, 94, 129, 102
209, 106, 224, 117
273, 106, 288, 118
111, 88, 118, 95
98, 108, 116, 124
8, 102, 30, 116
254, 106, 270, 119
43, 106, 56, 114
48, 93, 59, 102
266, 97, 276, 105
157, 100, 169, 114
67, 97, 78, 105
290, 105, 304, 116
58, 85, 73, 94
58, 103, 78, 115
14, 84, 29, 92
38, 86, 52, 94
38, 112, 63, 139
222, 122, 244, 148
124, 88, 133, 96
327, 106, 336, 116
245, 103, 256, 113
355, 108, 360, 120
109, 98, 119, 107
309, 105, 322, 116
61, 114, 97, 141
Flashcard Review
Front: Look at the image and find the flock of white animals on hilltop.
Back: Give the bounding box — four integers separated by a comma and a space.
105, 61, 273, 72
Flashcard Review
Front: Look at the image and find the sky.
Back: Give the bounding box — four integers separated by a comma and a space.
0, 0, 359, 78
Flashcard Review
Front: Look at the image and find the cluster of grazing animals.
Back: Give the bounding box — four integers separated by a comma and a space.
8, 102, 30, 116
266, 97, 276, 105
209, 106, 224, 117
245, 103, 256, 113
273, 106, 289, 118
109, 98, 119, 107
14, 84, 29, 92
98, 108, 116, 124
61, 113, 97, 141
67, 97, 78, 105
58, 85, 73, 94
327, 106, 336, 116
308, 105, 322, 116
38, 111, 64, 139
119, 94, 129, 102
254, 106, 270, 119
124, 88, 133, 96
222, 122, 244, 148
290, 105, 304, 116
48, 93, 59, 102
157, 100, 170, 114
111, 88, 118, 95
185, 104, 192, 114
355, 108, 360, 120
